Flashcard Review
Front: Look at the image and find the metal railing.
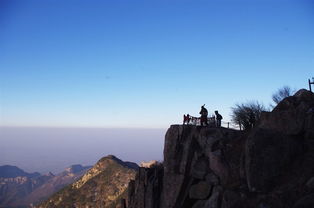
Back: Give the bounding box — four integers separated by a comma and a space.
183, 115, 239, 130
309, 77, 314, 92
221, 121, 240, 130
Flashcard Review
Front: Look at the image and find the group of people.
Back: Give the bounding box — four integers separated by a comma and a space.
183, 104, 223, 127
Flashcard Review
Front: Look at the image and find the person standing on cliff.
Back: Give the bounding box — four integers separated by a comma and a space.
183, 114, 191, 125
199, 105, 208, 126
215, 110, 223, 127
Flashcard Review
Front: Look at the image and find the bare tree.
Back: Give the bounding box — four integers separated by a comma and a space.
272, 86, 295, 105
231, 101, 266, 130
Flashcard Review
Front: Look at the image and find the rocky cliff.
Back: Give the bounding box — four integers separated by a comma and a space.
37, 155, 138, 208
127, 89, 314, 208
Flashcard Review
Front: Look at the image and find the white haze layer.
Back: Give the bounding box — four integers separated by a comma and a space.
0, 127, 165, 174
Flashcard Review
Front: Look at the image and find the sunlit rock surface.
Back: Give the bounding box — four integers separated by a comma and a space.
37, 155, 137, 208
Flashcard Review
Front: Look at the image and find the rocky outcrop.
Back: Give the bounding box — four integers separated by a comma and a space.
260, 89, 314, 136
140, 160, 159, 168
246, 89, 314, 194
37, 155, 138, 208
127, 89, 314, 208
128, 125, 245, 208
128, 165, 163, 208
161, 126, 244, 208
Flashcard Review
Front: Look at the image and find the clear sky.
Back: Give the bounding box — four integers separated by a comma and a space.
1, 0, 313, 128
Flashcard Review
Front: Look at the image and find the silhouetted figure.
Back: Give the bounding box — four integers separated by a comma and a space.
183, 114, 191, 125
199, 105, 208, 126
215, 110, 223, 127
187, 114, 191, 124
248, 111, 255, 129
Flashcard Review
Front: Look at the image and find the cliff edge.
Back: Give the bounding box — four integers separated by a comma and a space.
127, 89, 314, 208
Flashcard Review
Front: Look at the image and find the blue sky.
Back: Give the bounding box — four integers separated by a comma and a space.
1, 0, 313, 128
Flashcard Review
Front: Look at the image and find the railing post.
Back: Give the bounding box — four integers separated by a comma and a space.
309, 77, 314, 92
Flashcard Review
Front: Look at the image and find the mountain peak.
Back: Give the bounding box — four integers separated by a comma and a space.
44, 172, 54, 177
0, 165, 40, 178
38, 155, 137, 208
98, 155, 139, 170
106, 154, 117, 159
65, 164, 85, 173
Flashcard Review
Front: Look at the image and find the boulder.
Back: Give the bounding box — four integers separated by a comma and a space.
190, 187, 222, 208
191, 156, 210, 180
205, 173, 219, 186
189, 181, 212, 200
208, 149, 229, 184
203, 186, 222, 208
140, 160, 158, 168
259, 89, 314, 135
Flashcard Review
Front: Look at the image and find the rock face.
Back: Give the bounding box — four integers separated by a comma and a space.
37, 155, 138, 208
127, 89, 314, 208
245, 128, 302, 192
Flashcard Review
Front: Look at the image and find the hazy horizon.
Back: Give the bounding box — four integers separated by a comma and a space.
1, 1, 313, 176
0, 126, 165, 174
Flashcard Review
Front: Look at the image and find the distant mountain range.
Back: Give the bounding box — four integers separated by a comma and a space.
0, 165, 41, 178
0, 164, 91, 208
36, 155, 138, 208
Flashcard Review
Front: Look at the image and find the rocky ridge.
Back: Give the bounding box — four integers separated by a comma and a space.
22, 164, 91, 206
37, 155, 138, 208
0, 166, 53, 208
0, 165, 40, 178
126, 89, 314, 208
0, 165, 90, 208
